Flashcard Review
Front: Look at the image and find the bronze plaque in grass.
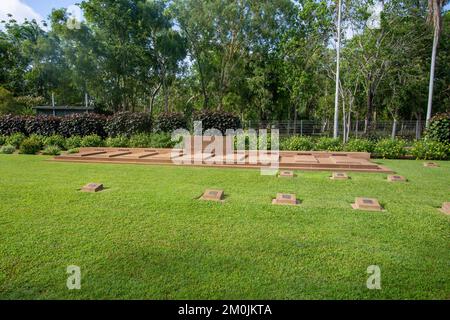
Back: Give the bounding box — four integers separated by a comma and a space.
331, 172, 349, 180
279, 170, 294, 178
351, 197, 383, 211
440, 202, 450, 215
200, 189, 224, 202
424, 162, 439, 167
272, 193, 300, 206
81, 183, 104, 193
387, 175, 407, 182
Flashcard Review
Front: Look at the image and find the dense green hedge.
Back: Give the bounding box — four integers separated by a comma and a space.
193, 110, 241, 134
425, 112, 450, 144
104, 111, 152, 137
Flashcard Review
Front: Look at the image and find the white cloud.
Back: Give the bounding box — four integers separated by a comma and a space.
0, 0, 43, 25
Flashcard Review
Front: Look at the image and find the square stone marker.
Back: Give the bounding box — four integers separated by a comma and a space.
440, 202, 450, 215
81, 183, 104, 193
424, 162, 439, 167
387, 175, 407, 182
351, 197, 383, 211
279, 170, 294, 178
272, 193, 299, 206
331, 172, 349, 180
201, 189, 224, 201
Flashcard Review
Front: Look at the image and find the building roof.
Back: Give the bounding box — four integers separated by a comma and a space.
32, 106, 95, 110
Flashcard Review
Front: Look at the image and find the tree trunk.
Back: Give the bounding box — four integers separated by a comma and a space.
426, 26, 439, 126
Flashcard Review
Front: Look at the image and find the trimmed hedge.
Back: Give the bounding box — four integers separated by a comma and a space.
154, 112, 188, 133
59, 114, 107, 138
105, 111, 152, 137
0, 114, 27, 135
425, 112, 450, 144
193, 110, 241, 135
411, 140, 449, 160
314, 137, 343, 151
24, 116, 60, 136
344, 139, 375, 153
374, 139, 407, 159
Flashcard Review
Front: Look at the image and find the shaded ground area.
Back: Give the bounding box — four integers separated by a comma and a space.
0, 155, 449, 299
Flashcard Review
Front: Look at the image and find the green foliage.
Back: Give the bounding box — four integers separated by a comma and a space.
0, 87, 21, 114
67, 148, 80, 154
344, 139, 375, 153
411, 140, 449, 160
80, 134, 104, 147
0, 135, 6, 146
105, 112, 152, 137
105, 135, 130, 148
19, 136, 43, 154
128, 133, 176, 148
193, 110, 241, 135
59, 114, 106, 138
154, 112, 188, 133
280, 136, 314, 151
314, 137, 343, 151
374, 139, 407, 159
42, 145, 61, 156
425, 112, 450, 144
6, 132, 26, 148
0, 115, 27, 136
43, 135, 66, 149
0, 145, 16, 154
25, 116, 60, 136
64, 136, 83, 150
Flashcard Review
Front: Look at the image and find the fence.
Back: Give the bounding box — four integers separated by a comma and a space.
246, 120, 425, 140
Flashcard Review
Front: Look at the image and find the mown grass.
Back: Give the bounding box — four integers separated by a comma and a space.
0, 155, 449, 299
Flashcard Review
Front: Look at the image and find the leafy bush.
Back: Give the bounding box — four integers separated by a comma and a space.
425, 112, 450, 144
81, 134, 104, 147
105, 111, 152, 137
105, 135, 129, 147
192, 110, 241, 135
374, 139, 407, 159
0, 114, 27, 135
19, 136, 43, 154
129, 133, 150, 148
281, 136, 314, 151
0, 145, 15, 154
67, 148, 80, 154
154, 112, 187, 133
411, 140, 449, 160
64, 136, 83, 150
344, 139, 375, 153
24, 116, 60, 136
59, 113, 106, 138
0, 135, 6, 146
314, 137, 343, 151
42, 145, 61, 155
6, 132, 26, 148
148, 133, 176, 148
44, 135, 66, 149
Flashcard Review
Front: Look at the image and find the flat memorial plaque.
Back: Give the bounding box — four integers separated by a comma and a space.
387, 175, 406, 182
424, 162, 439, 167
279, 170, 294, 178
272, 193, 299, 206
200, 189, 224, 202
81, 183, 104, 193
440, 202, 450, 215
331, 172, 349, 180
351, 197, 382, 211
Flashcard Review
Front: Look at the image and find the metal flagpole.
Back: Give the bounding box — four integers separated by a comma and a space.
333, 0, 342, 139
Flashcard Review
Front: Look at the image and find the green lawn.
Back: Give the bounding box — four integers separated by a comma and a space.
0, 155, 449, 300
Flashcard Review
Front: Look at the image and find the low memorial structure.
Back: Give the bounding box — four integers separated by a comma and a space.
200, 189, 224, 202
440, 202, 450, 215
272, 193, 300, 206
81, 183, 104, 193
351, 197, 383, 212
387, 175, 407, 182
331, 172, 349, 180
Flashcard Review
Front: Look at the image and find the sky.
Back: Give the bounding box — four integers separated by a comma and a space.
1, 0, 450, 26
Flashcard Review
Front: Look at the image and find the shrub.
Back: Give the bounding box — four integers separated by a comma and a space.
148, 133, 176, 148
129, 133, 150, 148
281, 136, 314, 151
81, 134, 104, 147
344, 139, 375, 153
19, 136, 43, 154
154, 112, 187, 133
42, 145, 61, 156
0, 145, 15, 154
64, 136, 83, 150
374, 139, 407, 159
6, 132, 26, 148
67, 148, 80, 154
192, 110, 241, 135
314, 137, 343, 151
0, 135, 6, 146
24, 116, 60, 136
44, 135, 66, 149
0, 114, 27, 135
59, 113, 106, 138
105, 135, 129, 147
105, 111, 152, 137
425, 112, 450, 144
411, 140, 449, 160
